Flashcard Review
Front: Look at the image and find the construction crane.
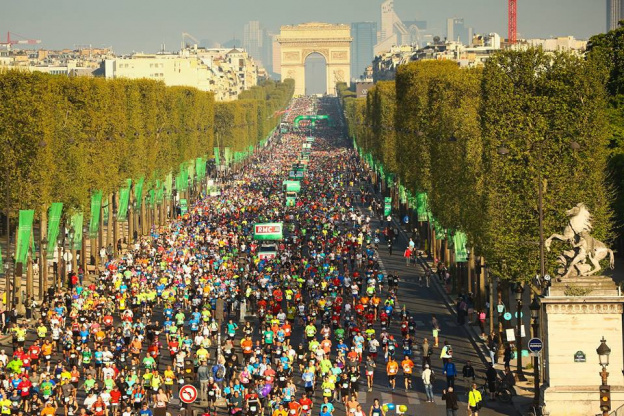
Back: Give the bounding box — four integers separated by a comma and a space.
181, 32, 200, 49
508, 0, 517, 44
0, 31, 42, 47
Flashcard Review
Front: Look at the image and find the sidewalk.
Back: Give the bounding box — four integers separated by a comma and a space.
387, 211, 536, 416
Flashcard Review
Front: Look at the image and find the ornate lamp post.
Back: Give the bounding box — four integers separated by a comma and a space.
3, 263, 8, 307
40, 238, 48, 300
56, 238, 61, 290
529, 296, 541, 410
82, 224, 88, 277
515, 284, 527, 381
597, 337, 611, 416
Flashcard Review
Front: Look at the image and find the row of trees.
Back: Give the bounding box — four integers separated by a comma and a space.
215, 80, 295, 153
0, 73, 294, 211
0, 70, 294, 301
340, 48, 612, 283
587, 22, 624, 245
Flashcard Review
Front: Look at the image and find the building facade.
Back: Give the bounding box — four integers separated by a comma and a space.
104, 47, 258, 101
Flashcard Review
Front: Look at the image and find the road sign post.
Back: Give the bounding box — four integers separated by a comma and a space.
179, 384, 198, 404
528, 337, 543, 353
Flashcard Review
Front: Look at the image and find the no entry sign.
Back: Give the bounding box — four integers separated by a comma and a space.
253, 223, 283, 240
179, 384, 198, 404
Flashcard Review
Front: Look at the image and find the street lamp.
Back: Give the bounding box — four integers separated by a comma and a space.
515, 283, 527, 381
597, 337, 611, 416
40, 238, 48, 299
529, 296, 541, 410
82, 224, 88, 276
56, 238, 61, 290
2, 262, 8, 308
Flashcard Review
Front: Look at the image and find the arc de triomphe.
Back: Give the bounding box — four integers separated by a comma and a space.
277, 23, 352, 96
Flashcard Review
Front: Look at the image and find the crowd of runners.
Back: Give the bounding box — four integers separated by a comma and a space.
0, 96, 492, 416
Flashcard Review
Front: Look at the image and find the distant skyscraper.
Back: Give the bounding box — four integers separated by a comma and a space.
447, 18, 472, 45
243, 21, 275, 75
375, 0, 409, 54
351, 22, 377, 80
607, 0, 624, 31
243, 21, 263, 61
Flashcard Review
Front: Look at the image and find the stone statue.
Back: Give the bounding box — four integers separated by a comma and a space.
545, 203, 615, 279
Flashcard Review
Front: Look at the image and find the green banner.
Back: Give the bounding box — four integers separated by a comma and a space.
433, 219, 446, 240
283, 181, 301, 193
46, 203, 63, 260
165, 173, 173, 199
155, 180, 164, 204
134, 178, 145, 210
453, 231, 469, 262
188, 164, 195, 185
214, 147, 221, 165
70, 213, 83, 251
196, 158, 204, 179
117, 187, 131, 221
15, 210, 34, 264
175, 173, 183, 193
416, 193, 430, 222
89, 190, 103, 239
384, 197, 392, 217
224, 147, 232, 166
180, 169, 189, 192
147, 189, 155, 207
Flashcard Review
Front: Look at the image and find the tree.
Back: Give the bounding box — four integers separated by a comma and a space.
480, 48, 612, 281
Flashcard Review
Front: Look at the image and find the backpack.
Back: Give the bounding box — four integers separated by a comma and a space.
216, 365, 225, 379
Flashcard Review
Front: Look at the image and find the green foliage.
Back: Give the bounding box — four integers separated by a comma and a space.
340, 49, 613, 283
588, 24, 624, 237
0, 70, 293, 220
480, 48, 611, 281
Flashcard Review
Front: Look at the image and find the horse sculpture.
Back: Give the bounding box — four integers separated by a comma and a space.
545, 203, 615, 279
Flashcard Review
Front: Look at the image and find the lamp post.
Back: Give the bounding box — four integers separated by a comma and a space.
3, 263, 8, 307
529, 296, 541, 410
56, 238, 61, 291
515, 284, 527, 381
40, 238, 48, 300
68, 227, 75, 285
597, 337, 611, 416
82, 224, 88, 279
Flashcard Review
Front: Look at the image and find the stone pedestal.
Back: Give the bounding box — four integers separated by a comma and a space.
543, 276, 624, 415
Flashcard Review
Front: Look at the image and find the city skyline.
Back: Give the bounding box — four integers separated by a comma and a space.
1, 0, 603, 54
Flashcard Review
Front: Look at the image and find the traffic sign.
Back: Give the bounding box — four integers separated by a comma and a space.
528, 338, 543, 353
179, 384, 198, 404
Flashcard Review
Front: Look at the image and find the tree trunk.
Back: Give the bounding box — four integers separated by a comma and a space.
112, 192, 118, 257
107, 193, 113, 248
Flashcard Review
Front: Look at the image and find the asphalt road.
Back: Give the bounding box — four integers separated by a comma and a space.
348, 186, 517, 416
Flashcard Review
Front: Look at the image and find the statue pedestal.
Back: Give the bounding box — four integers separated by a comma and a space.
543, 276, 624, 415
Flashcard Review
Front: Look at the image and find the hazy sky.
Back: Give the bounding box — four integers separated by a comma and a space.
1, 0, 604, 53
